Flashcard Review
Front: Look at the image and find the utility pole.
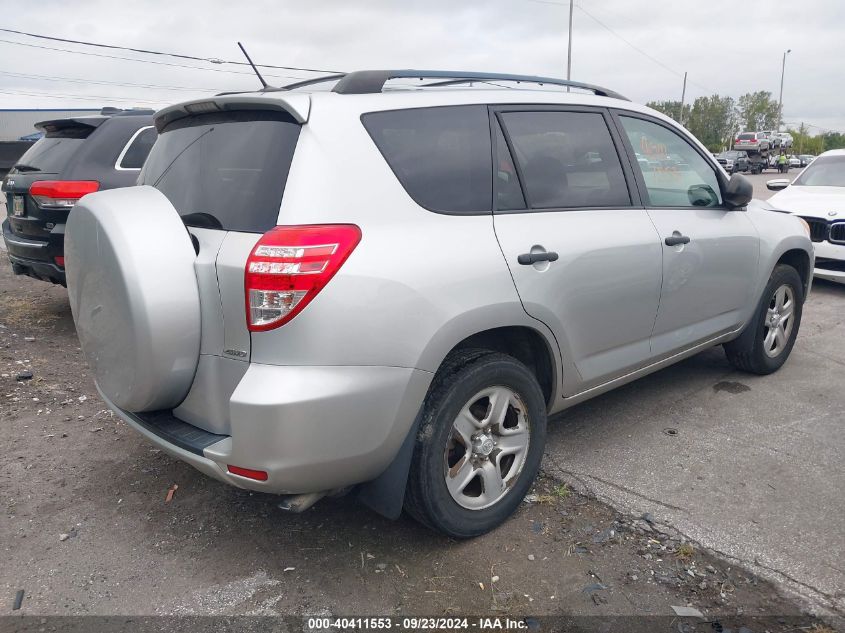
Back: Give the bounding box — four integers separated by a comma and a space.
777, 49, 791, 131
566, 0, 574, 87
679, 71, 687, 125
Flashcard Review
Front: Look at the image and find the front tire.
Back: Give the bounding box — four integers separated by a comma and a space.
724, 265, 804, 374
404, 350, 547, 538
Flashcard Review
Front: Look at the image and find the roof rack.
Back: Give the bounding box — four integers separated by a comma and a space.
277, 70, 628, 100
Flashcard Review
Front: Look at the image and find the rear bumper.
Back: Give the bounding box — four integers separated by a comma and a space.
104, 363, 433, 495
2, 218, 65, 284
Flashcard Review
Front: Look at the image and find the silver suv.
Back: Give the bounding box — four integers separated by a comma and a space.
65, 70, 813, 538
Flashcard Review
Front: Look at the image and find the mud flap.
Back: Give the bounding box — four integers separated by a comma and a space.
357, 406, 424, 520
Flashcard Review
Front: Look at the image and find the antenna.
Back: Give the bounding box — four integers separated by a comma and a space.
237, 42, 268, 89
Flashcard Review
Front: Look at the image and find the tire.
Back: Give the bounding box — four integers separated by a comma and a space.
404, 350, 547, 538
724, 265, 804, 375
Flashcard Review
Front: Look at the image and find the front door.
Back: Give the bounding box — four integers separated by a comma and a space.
614, 113, 759, 358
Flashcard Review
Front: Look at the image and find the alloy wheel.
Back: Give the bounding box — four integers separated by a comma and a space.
444, 386, 531, 510
763, 284, 795, 358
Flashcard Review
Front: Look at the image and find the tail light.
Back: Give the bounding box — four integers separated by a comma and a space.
29, 181, 99, 208
245, 224, 361, 332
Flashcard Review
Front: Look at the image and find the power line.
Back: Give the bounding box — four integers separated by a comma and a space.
0, 27, 342, 74
0, 88, 172, 105
0, 70, 224, 93
527, 0, 717, 95
0, 38, 314, 82
573, 3, 716, 94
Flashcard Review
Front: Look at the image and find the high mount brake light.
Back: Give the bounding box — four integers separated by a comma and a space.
29, 181, 99, 208
245, 224, 362, 332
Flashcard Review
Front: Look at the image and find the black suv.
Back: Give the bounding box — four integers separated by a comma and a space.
2, 108, 156, 285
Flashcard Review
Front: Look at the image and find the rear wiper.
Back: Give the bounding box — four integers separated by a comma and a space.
12, 163, 40, 172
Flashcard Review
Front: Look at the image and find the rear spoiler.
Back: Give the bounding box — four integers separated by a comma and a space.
154, 94, 311, 132
35, 117, 106, 134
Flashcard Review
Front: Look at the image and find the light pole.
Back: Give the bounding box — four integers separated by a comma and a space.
777, 49, 791, 132
566, 0, 574, 83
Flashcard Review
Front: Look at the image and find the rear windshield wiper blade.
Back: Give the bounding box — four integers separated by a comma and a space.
12, 163, 40, 172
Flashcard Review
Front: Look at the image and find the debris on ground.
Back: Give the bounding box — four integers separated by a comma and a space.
165, 484, 178, 503
12, 589, 24, 610
671, 605, 704, 617
15, 370, 33, 381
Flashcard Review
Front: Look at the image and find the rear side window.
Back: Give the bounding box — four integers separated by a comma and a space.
118, 126, 157, 169
362, 105, 492, 214
140, 111, 300, 233
500, 110, 630, 209
13, 125, 94, 173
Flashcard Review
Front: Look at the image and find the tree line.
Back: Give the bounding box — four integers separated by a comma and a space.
646, 91, 845, 155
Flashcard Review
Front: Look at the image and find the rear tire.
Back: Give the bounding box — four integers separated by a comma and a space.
724, 265, 804, 375
404, 350, 547, 538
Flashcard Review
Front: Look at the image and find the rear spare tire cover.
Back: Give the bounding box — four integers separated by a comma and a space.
65, 186, 201, 412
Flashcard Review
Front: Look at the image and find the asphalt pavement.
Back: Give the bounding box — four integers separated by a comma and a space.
544, 175, 844, 616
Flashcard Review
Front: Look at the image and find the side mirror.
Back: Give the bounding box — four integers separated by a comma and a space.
723, 173, 753, 209
766, 179, 790, 191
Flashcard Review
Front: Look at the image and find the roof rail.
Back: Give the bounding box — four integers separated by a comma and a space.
305, 70, 629, 100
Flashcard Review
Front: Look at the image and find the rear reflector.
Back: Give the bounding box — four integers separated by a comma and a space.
227, 465, 269, 481
30, 180, 99, 208
245, 224, 361, 331
54, 256, 65, 267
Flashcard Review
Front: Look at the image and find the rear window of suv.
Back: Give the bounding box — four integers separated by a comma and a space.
13, 124, 95, 174
140, 110, 300, 233
737, 133, 755, 140
362, 105, 492, 214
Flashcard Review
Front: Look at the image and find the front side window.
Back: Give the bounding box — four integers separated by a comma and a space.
619, 116, 723, 208
500, 110, 630, 209
362, 105, 492, 214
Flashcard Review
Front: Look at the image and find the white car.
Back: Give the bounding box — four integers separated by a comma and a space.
768, 149, 845, 283
788, 155, 801, 169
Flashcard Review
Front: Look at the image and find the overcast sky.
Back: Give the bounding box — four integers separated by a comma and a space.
1, 0, 842, 133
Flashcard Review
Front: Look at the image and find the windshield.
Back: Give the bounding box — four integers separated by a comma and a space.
793, 155, 845, 187
140, 110, 300, 233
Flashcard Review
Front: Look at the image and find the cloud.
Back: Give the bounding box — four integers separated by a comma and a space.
0, 0, 841, 132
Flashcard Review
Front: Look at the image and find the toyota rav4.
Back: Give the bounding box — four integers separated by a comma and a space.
65, 70, 814, 538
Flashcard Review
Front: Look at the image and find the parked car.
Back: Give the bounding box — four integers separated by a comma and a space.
767, 149, 845, 284
2, 108, 156, 285
775, 132, 794, 149
799, 154, 815, 167
64, 70, 813, 538
762, 130, 781, 149
788, 155, 801, 169
734, 131, 770, 152
716, 150, 750, 174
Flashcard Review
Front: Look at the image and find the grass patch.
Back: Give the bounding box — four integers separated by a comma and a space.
675, 543, 695, 561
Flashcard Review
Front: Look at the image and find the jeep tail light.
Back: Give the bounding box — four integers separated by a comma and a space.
30, 181, 99, 208
245, 224, 361, 331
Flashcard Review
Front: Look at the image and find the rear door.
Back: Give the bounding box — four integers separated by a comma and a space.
491, 106, 663, 394
137, 109, 301, 432
613, 112, 759, 358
